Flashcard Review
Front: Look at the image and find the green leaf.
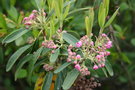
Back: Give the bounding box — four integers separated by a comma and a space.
63, 4, 70, 19
42, 72, 53, 90
0, 47, 4, 64
15, 69, 27, 79
7, 6, 18, 22
54, 72, 63, 90
131, 38, 135, 46
121, 53, 131, 64
105, 8, 120, 28
28, 47, 43, 81
103, 0, 110, 17
50, 48, 60, 63
0, 12, 7, 29
98, 3, 106, 28
15, 54, 33, 80
62, 32, 79, 46
105, 60, 114, 76
2, 28, 29, 44
62, 69, 79, 90
54, 62, 72, 73
102, 68, 108, 77
6, 45, 31, 72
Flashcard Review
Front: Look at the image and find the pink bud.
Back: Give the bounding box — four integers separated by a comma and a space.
76, 41, 82, 48
43, 12, 46, 16
42, 42, 45, 46
23, 17, 29, 21
32, 10, 38, 13
76, 55, 81, 59
75, 64, 81, 71
67, 58, 71, 62
24, 22, 32, 25
101, 63, 105, 67
93, 65, 99, 70
57, 29, 62, 33
90, 41, 94, 46
52, 45, 57, 49
74, 61, 77, 64
105, 51, 110, 56
102, 33, 107, 37
29, 13, 35, 20
96, 55, 101, 60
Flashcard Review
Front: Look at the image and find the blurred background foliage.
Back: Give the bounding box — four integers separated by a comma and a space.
0, 0, 135, 90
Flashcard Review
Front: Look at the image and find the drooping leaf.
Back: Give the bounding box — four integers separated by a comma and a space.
54, 62, 72, 74
15, 54, 33, 80
50, 48, 60, 63
105, 8, 120, 28
42, 72, 53, 90
62, 69, 79, 90
6, 45, 31, 72
105, 60, 114, 76
62, 32, 79, 46
103, 0, 110, 17
2, 28, 29, 44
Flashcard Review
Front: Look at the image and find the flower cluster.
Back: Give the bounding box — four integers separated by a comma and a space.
67, 45, 90, 76
43, 64, 54, 71
66, 33, 112, 75
42, 40, 57, 49
23, 10, 46, 29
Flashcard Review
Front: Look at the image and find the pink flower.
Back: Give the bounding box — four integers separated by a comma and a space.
96, 55, 101, 60
67, 58, 71, 62
42, 42, 45, 46
105, 51, 110, 56
75, 64, 81, 71
23, 17, 29, 21
76, 41, 82, 47
105, 41, 112, 49
90, 41, 94, 46
32, 10, 37, 13
24, 22, 32, 25
76, 55, 81, 59
102, 33, 107, 37
93, 65, 99, 70
101, 63, 105, 67
74, 61, 77, 64
29, 13, 35, 20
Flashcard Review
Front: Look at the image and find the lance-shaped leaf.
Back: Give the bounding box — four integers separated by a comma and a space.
54, 62, 72, 73
85, 8, 94, 36
105, 8, 120, 28
2, 28, 29, 44
103, 0, 110, 17
50, 48, 60, 63
62, 32, 79, 46
6, 45, 31, 72
62, 69, 79, 90
105, 60, 114, 76
63, 4, 70, 19
98, 3, 106, 28
15, 54, 33, 80
42, 72, 53, 90
54, 72, 63, 90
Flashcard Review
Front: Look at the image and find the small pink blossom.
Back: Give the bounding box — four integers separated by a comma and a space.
29, 13, 35, 20
75, 64, 81, 71
32, 10, 37, 13
102, 33, 107, 37
76, 41, 82, 47
93, 65, 99, 70
67, 58, 71, 62
76, 55, 81, 59
101, 63, 105, 67
74, 61, 77, 64
96, 55, 102, 60
90, 41, 94, 46
24, 22, 32, 25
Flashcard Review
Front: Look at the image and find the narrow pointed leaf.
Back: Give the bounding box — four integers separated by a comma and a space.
50, 48, 60, 63
105, 60, 114, 76
54, 62, 72, 73
6, 45, 31, 72
105, 8, 120, 28
62, 69, 79, 90
2, 28, 29, 44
